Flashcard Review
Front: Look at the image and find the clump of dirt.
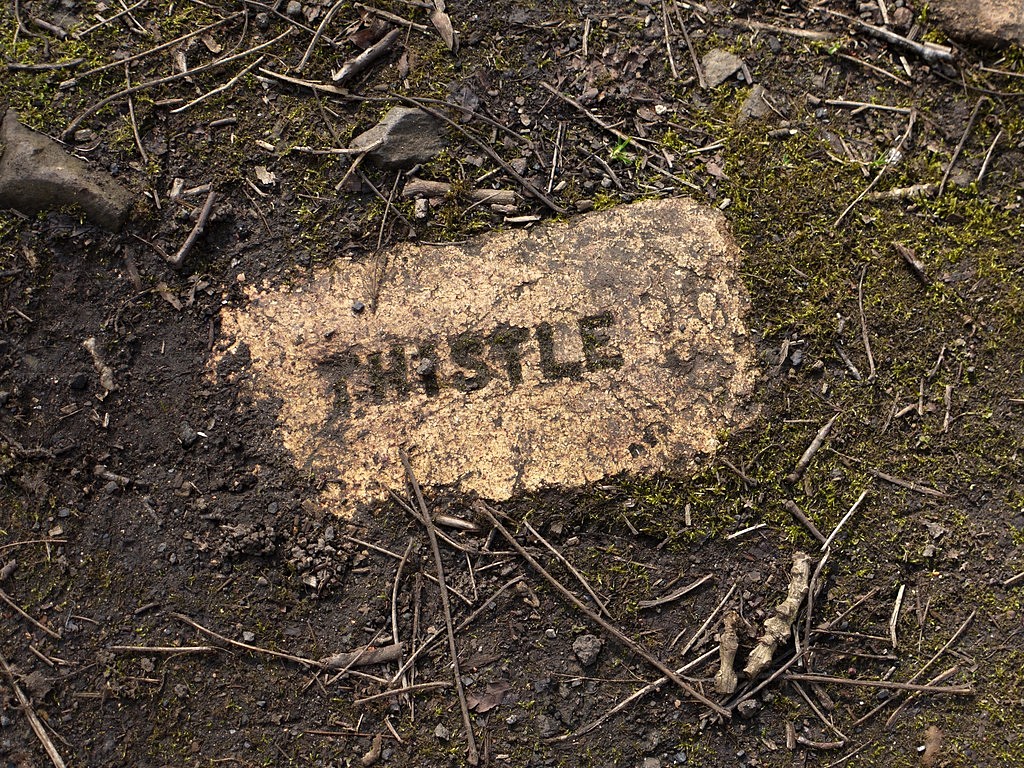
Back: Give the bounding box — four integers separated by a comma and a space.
2, 1, 1024, 766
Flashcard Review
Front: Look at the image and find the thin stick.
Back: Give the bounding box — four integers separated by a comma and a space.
170, 612, 321, 667
333, 27, 402, 83
63, 29, 292, 139
400, 451, 479, 766
354, 680, 451, 705
825, 99, 913, 114
884, 665, 959, 728
0, 651, 66, 768
792, 681, 848, 743
939, 97, 987, 196
169, 189, 216, 269
822, 9, 954, 63
673, 1, 706, 87
889, 584, 905, 648
539, 81, 655, 150
61, 11, 244, 87
739, 18, 834, 42
0, 587, 61, 639
671, 582, 738, 651
783, 672, 971, 695
388, 576, 524, 685
863, 467, 948, 498
977, 129, 1003, 185
835, 110, 915, 226
74, 0, 148, 38
296, 0, 346, 72
850, 610, 975, 727
821, 489, 868, 552
7, 58, 85, 72
391, 94, 566, 214
171, 55, 265, 113
546, 648, 717, 742
392, 540, 413, 691
356, 3, 429, 32
522, 519, 612, 619
858, 265, 876, 382
661, 0, 678, 79
109, 644, 218, 653
638, 574, 712, 610
783, 500, 826, 545
476, 502, 730, 717
836, 52, 909, 86
786, 414, 839, 484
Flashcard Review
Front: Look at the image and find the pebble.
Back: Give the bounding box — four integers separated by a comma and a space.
285, 1, 302, 19
434, 724, 450, 741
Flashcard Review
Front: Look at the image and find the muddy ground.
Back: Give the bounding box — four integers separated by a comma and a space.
2, 0, 1024, 766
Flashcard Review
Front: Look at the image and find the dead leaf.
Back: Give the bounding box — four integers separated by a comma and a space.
430, 0, 457, 52
705, 160, 728, 180
156, 282, 183, 311
467, 681, 510, 713
254, 166, 277, 187
200, 33, 222, 54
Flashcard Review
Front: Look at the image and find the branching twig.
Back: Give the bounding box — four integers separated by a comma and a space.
400, 451, 479, 766
476, 502, 731, 717
523, 519, 612, 619
171, 612, 321, 667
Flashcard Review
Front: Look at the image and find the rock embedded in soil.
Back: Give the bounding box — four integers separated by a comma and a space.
701, 48, 744, 87
349, 107, 445, 168
572, 634, 604, 666
929, 0, 1024, 46
216, 198, 758, 512
0, 109, 134, 231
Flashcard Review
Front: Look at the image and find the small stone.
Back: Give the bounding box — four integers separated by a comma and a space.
640, 758, 661, 768
736, 698, 761, 718
545, 627, 557, 639
180, 423, 199, 450
737, 85, 771, 124
416, 358, 435, 376
73, 129, 96, 144
434, 724, 450, 741
572, 634, 604, 666
285, 1, 302, 18
242, 631, 256, 642
349, 107, 445, 168
69, 372, 89, 391
701, 49, 744, 87
352, 300, 365, 313
255, 12, 270, 29
892, 5, 914, 32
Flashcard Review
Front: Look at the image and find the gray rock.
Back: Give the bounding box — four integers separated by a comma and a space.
930, 0, 1024, 46
738, 85, 771, 124
0, 110, 134, 231
640, 759, 661, 768
572, 633, 604, 666
285, 0, 303, 19
736, 698, 761, 718
349, 107, 445, 168
701, 48, 744, 87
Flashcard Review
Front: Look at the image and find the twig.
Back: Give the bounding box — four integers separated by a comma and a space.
671, 582, 738, 650
354, 680, 451, 705
714, 611, 741, 693
889, 584, 905, 648
109, 645, 218, 654
850, 610, 975, 727
884, 665, 959, 728
7, 58, 85, 72
783, 500, 826, 545
540, 81, 654, 151
400, 451, 479, 766
939, 96, 987, 195
169, 189, 216, 269
74, 0, 148, 38
863, 467, 948, 498
858, 265, 876, 382
739, 18, 834, 42
792, 681, 848, 743
391, 540, 412, 691
661, 1, 678, 79
783, 672, 971, 695
744, 552, 813, 678
821, 489, 868, 552
673, 2, 706, 87
357, 3, 429, 31
476, 502, 730, 718
822, 9, 955, 63
321, 643, 404, 670
297, 0, 346, 72
786, 414, 839, 484
546, 648, 717, 742
0, 651, 66, 768
63, 29, 292, 139
825, 99, 913, 114
638, 574, 712, 610
392, 94, 565, 214
834, 110, 916, 226
835, 53, 910, 86
523, 519, 612, 619
976, 129, 1003, 185
259, 66, 352, 96
333, 28, 402, 83
61, 12, 244, 88
0, 587, 61, 639
170, 612, 322, 667
171, 55, 265, 113
388, 576, 524, 685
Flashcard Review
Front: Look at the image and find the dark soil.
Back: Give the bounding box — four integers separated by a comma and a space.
2, 1, 1024, 766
